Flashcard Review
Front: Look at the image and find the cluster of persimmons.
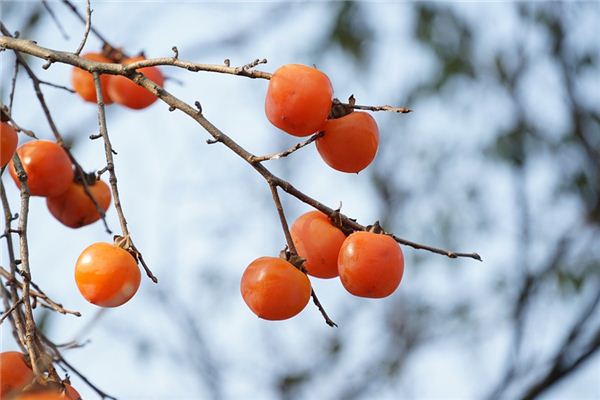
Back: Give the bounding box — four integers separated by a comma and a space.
242, 64, 404, 321
0, 58, 404, 396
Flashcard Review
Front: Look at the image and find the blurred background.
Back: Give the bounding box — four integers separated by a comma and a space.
1, 1, 599, 399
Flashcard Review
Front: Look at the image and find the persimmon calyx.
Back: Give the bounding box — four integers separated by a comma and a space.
328, 97, 355, 120
73, 170, 98, 186
278, 247, 307, 273
366, 221, 385, 234
113, 234, 132, 252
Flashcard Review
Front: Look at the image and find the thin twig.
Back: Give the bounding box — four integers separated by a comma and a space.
346, 103, 411, 114
92, 72, 157, 282
8, 58, 19, 112
38, 79, 76, 93
62, 0, 114, 51
268, 184, 297, 254
0, 298, 23, 324
41, 334, 118, 400
0, 267, 81, 316
74, 0, 92, 56
251, 133, 322, 163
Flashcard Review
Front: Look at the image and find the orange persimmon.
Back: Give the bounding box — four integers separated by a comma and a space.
75, 242, 141, 307
240, 257, 311, 320
338, 231, 404, 298
265, 64, 333, 137
15, 386, 80, 400
290, 211, 346, 279
316, 111, 379, 173
9, 140, 73, 197
72, 52, 113, 104
0, 351, 33, 397
1, 121, 18, 167
47, 179, 111, 228
107, 56, 164, 109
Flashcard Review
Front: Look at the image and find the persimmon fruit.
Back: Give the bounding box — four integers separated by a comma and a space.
9, 140, 74, 197
316, 111, 379, 173
1, 121, 18, 167
72, 52, 113, 104
47, 179, 111, 228
0, 351, 33, 397
265, 64, 333, 137
75, 242, 141, 307
15, 386, 80, 400
290, 211, 346, 279
338, 231, 404, 298
107, 56, 164, 109
240, 257, 311, 320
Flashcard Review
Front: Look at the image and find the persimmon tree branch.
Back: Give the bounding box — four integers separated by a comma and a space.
10, 154, 42, 376
0, 36, 481, 261
0, 179, 28, 352
62, 0, 116, 52
0, 266, 81, 316
92, 72, 158, 283
73, 0, 92, 56
251, 133, 323, 162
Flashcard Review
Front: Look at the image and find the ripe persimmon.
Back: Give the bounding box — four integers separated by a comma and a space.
72, 52, 113, 104
75, 242, 141, 307
9, 140, 74, 197
316, 111, 379, 173
107, 56, 164, 109
1, 121, 18, 167
47, 179, 111, 228
290, 211, 346, 279
265, 64, 333, 137
0, 351, 33, 397
240, 257, 311, 320
338, 231, 404, 298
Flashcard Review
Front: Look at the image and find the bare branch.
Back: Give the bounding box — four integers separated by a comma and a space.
92, 72, 158, 283
252, 133, 322, 163
11, 154, 42, 375
74, 0, 92, 56
0, 298, 23, 324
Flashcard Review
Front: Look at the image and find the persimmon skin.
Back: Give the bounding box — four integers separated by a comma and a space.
9, 140, 74, 197
240, 257, 311, 320
47, 180, 111, 228
0, 351, 33, 397
72, 52, 113, 104
15, 386, 80, 400
75, 242, 141, 308
338, 231, 404, 298
1, 122, 18, 167
316, 112, 379, 173
107, 56, 164, 109
265, 64, 333, 137
290, 211, 346, 279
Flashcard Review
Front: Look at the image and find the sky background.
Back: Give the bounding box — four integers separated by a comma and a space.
1, 1, 599, 399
